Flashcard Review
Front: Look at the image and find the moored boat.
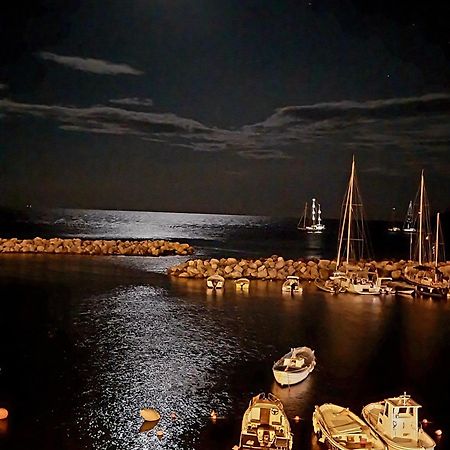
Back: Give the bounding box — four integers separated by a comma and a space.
362, 392, 436, 450
206, 274, 225, 289
314, 278, 346, 294
313, 403, 385, 450
282, 276, 302, 294
235, 277, 250, 291
237, 393, 293, 449
272, 346, 316, 387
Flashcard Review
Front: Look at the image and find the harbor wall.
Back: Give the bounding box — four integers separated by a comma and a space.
0, 237, 193, 256
167, 255, 450, 281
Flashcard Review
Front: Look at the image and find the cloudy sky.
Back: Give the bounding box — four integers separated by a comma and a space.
1, 0, 449, 218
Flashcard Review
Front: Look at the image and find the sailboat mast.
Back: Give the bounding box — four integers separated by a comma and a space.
435, 212, 440, 268
303, 202, 308, 228
418, 171, 424, 265
346, 158, 355, 264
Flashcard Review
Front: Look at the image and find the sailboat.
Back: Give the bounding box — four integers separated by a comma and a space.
329, 157, 381, 295
402, 200, 416, 233
297, 198, 325, 233
403, 172, 449, 299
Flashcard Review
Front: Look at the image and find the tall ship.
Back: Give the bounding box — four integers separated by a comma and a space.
237, 393, 293, 449
362, 392, 436, 450
297, 198, 325, 233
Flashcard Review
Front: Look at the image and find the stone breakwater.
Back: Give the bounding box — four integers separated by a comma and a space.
0, 237, 193, 256
168, 255, 450, 281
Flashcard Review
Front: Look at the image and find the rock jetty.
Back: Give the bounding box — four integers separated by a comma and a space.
0, 237, 193, 256
168, 255, 450, 281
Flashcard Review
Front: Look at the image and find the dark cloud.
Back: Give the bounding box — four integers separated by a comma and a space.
37, 52, 144, 75
109, 98, 154, 107
1, 93, 449, 164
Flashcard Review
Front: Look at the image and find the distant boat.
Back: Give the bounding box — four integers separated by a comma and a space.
206, 274, 225, 290
235, 277, 250, 291
281, 276, 302, 294
313, 403, 385, 450
403, 172, 449, 299
388, 207, 401, 232
362, 392, 436, 450
297, 198, 326, 233
402, 200, 416, 233
237, 393, 293, 450
272, 346, 316, 387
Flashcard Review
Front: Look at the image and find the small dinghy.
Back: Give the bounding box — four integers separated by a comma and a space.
237, 393, 293, 449
206, 274, 225, 289
362, 392, 436, 450
235, 277, 250, 291
282, 276, 302, 294
273, 346, 316, 387
313, 403, 385, 450
315, 278, 346, 294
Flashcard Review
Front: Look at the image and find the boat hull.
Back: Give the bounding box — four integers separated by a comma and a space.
362, 402, 436, 450
272, 347, 315, 387
313, 403, 385, 450
238, 393, 293, 450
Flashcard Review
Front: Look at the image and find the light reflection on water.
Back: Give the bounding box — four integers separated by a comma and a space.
73, 285, 260, 450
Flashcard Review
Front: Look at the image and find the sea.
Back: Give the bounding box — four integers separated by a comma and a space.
0, 208, 449, 450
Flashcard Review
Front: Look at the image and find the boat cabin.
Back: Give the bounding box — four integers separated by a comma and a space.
377, 393, 421, 441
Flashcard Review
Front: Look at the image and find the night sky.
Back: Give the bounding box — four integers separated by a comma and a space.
1, 0, 449, 218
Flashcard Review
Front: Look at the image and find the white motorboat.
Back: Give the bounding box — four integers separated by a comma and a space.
235, 277, 250, 291
297, 198, 326, 233
281, 276, 302, 294
206, 274, 225, 289
237, 393, 293, 450
362, 392, 436, 450
272, 346, 316, 387
313, 403, 385, 450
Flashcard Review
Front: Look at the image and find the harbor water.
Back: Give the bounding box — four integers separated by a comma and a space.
0, 209, 449, 450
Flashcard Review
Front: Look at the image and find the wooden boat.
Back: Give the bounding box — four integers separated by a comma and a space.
362, 392, 436, 450
402, 173, 449, 299
235, 277, 250, 291
206, 274, 225, 289
314, 278, 346, 294
272, 346, 316, 387
297, 198, 326, 233
313, 403, 385, 450
281, 276, 302, 294
237, 393, 293, 449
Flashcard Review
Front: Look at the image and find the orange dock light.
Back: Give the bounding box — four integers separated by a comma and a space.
0, 409, 8, 420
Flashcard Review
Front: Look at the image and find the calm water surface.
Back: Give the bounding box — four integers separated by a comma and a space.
0, 209, 449, 450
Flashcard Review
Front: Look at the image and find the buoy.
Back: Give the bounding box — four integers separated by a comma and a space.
422, 418, 428, 424
435, 429, 442, 436
294, 415, 300, 422
0, 408, 8, 420
210, 410, 218, 420
140, 408, 161, 422
170, 412, 177, 420
232, 445, 239, 450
